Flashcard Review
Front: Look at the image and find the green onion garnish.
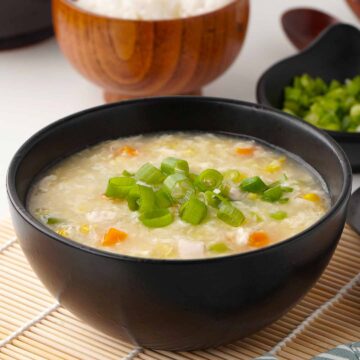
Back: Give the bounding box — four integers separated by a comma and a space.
155, 186, 173, 209
270, 211, 288, 220
279, 198, 289, 204
104, 158, 292, 230
208, 242, 230, 254
262, 185, 283, 202
164, 173, 195, 202
195, 169, 223, 191
127, 185, 140, 211
217, 202, 245, 227
204, 191, 221, 208
122, 170, 134, 177
140, 209, 174, 228
223, 169, 243, 183
127, 185, 156, 213
240, 176, 268, 193
105, 177, 136, 199
180, 198, 208, 225
135, 163, 165, 185
46, 217, 62, 225
161, 157, 189, 175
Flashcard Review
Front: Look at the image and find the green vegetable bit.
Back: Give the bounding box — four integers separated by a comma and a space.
180, 198, 208, 225
240, 176, 268, 193
140, 209, 174, 228
262, 185, 283, 202
270, 211, 288, 220
161, 157, 189, 175
46, 217, 63, 225
127, 185, 156, 213
195, 169, 223, 191
208, 242, 230, 254
135, 163, 165, 185
217, 202, 245, 227
105, 177, 136, 199
282, 73, 360, 132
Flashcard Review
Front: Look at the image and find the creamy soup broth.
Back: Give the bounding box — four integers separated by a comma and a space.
28, 133, 329, 259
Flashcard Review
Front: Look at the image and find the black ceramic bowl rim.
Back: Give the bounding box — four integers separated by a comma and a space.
6, 97, 352, 264
256, 23, 360, 140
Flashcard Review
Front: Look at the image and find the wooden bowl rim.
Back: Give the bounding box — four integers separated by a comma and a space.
56, 0, 246, 23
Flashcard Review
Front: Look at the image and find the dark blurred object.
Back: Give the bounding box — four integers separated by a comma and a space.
348, 188, 360, 235
282, 8, 338, 50
347, 0, 360, 20
0, 0, 53, 50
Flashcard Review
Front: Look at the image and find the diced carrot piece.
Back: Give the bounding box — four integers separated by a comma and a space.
249, 231, 270, 248
102, 228, 128, 246
114, 146, 138, 157
236, 147, 255, 156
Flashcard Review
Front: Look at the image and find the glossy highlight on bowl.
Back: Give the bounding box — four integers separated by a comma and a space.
7, 97, 351, 350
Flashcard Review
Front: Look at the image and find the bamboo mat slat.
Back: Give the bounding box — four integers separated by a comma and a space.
0, 218, 359, 360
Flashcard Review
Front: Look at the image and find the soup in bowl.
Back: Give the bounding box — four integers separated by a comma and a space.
7, 97, 351, 350
28, 133, 329, 259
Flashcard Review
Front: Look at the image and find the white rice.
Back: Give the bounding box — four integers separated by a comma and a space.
72, 0, 234, 20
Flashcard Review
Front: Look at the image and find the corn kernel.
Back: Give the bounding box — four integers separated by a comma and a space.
278, 156, 287, 163
56, 229, 69, 237
302, 193, 321, 202
248, 193, 258, 200
80, 224, 90, 234
265, 160, 282, 173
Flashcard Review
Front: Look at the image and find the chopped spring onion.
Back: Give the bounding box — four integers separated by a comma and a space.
217, 202, 245, 227
140, 209, 174, 228
240, 176, 268, 193
164, 173, 195, 202
281, 186, 294, 193
161, 157, 189, 175
105, 177, 136, 199
223, 169, 244, 183
180, 198, 208, 225
127, 185, 155, 213
122, 170, 134, 177
270, 211, 288, 220
262, 185, 283, 202
195, 169, 223, 191
208, 242, 230, 254
135, 163, 165, 185
46, 217, 62, 225
155, 186, 173, 208
204, 191, 221, 208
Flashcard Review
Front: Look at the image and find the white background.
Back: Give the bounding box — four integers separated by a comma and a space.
0, 0, 359, 220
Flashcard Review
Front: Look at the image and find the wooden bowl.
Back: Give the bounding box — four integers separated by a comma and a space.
346, 0, 360, 20
52, 0, 249, 102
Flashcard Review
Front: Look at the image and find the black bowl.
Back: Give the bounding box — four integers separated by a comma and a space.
0, 0, 52, 50
256, 23, 360, 172
7, 97, 351, 351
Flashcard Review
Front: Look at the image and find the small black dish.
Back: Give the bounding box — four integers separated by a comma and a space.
7, 97, 351, 350
0, 0, 53, 50
257, 23, 360, 172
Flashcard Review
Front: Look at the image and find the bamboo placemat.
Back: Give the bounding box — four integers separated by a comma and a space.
0, 218, 359, 360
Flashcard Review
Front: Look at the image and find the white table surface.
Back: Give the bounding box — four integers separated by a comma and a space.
0, 0, 359, 220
